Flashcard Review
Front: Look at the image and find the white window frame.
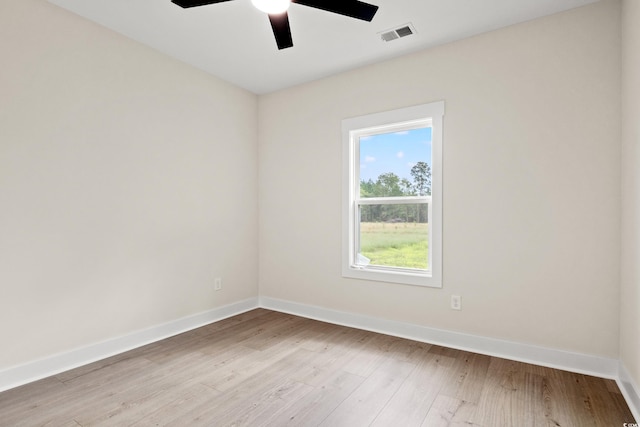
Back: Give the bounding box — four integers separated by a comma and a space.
342, 101, 444, 288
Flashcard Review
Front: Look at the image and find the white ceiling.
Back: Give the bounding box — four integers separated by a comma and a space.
47, 0, 598, 94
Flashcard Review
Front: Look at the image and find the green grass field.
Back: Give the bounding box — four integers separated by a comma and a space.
360, 222, 428, 269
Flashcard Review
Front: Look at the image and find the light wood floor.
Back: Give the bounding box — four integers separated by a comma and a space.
0, 309, 634, 426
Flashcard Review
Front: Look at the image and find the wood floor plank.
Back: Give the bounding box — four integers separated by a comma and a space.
199, 340, 306, 393
263, 371, 365, 426
72, 352, 225, 426
449, 351, 492, 404
340, 333, 403, 378
0, 376, 64, 414
0, 309, 634, 427
0, 357, 157, 426
538, 368, 600, 427
470, 357, 535, 426
371, 351, 454, 426
129, 383, 221, 426
421, 394, 479, 427
290, 328, 384, 388
55, 351, 141, 383
318, 358, 416, 427
143, 310, 290, 364
583, 374, 635, 425
209, 379, 314, 426
242, 315, 315, 351
162, 349, 319, 426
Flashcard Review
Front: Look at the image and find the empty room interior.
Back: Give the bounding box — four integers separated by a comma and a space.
1, 0, 639, 425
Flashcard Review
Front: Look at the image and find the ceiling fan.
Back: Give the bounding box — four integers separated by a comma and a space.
171, 0, 379, 50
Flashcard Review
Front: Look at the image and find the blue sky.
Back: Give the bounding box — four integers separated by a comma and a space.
359, 127, 432, 182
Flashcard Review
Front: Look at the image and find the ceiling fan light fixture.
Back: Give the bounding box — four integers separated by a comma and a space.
251, 0, 290, 14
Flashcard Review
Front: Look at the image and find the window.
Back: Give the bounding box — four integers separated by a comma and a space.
342, 102, 444, 287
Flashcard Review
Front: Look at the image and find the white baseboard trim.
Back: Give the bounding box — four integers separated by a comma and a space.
2, 293, 635, 422
0, 297, 259, 393
618, 363, 640, 422
259, 296, 620, 380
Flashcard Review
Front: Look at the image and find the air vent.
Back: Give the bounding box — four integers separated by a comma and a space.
379, 23, 416, 42
381, 31, 399, 42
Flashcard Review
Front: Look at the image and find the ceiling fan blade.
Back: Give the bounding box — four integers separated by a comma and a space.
269, 13, 294, 50
171, 0, 234, 9
293, 0, 378, 22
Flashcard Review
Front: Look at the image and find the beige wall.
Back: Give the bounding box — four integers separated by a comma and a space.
0, 1, 258, 370
621, 0, 640, 390
0, 0, 629, 378
259, 0, 622, 357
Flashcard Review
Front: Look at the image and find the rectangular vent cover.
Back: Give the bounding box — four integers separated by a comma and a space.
379, 23, 416, 42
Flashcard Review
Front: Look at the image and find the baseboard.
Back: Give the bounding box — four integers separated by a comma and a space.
0, 297, 259, 393
259, 296, 620, 380
618, 363, 640, 422
2, 293, 633, 419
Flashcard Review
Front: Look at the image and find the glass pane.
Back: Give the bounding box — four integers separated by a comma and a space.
358, 204, 428, 270
359, 127, 432, 198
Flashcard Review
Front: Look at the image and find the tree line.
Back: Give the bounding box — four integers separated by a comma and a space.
360, 161, 431, 223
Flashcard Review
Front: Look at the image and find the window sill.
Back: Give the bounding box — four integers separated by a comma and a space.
342, 266, 442, 288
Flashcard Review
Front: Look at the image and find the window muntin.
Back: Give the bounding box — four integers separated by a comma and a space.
342, 102, 444, 287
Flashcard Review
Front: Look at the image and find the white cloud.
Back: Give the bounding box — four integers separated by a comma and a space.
395, 131, 409, 136
396, 151, 404, 159
364, 156, 376, 163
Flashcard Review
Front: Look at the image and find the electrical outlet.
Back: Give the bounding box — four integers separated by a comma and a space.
214, 278, 222, 291
451, 295, 461, 310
